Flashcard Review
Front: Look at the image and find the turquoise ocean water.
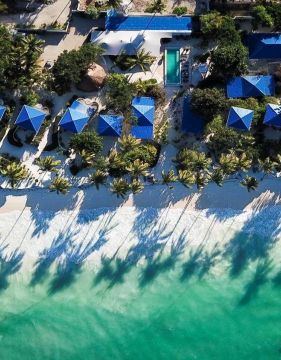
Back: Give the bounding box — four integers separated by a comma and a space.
0, 241, 281, 360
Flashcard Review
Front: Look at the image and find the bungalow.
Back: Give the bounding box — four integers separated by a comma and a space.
181, 97, 204, 134
226, 106, 254, 131
226, 75, 275, 98
263, 103, 281, 127
59, 100, 95, 134
97, 114, 124, 136
247, 33, 281, 60
15, 105, 46, 134
131, 96, 155, 140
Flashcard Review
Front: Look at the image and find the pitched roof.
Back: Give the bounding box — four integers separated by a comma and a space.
98, 114, 124, 136
15, 105, 46, 133
226, 106, 254, 131
227, 75, 274, 98
132, 97, 155, 126
0, 105, 6, 121
131, 125, 153, 139
182, 97, 204, 134
263, 103, 281, 127
59, 100, 93, 133
247, 33, 281, 59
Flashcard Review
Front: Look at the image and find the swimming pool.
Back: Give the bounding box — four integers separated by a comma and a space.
165, 49, 181, 85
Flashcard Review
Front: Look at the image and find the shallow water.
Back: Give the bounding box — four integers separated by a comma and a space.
0, 255, 281, 360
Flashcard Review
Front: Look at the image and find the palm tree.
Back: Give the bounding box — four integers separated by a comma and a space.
276, 154, 281, 172
161, 170, 177, 187
93, 156, 109, 173
126, 159, 149, 179
110, 178, 130, 198
148, 0, 166, 13
258, 157, 277, 178
36, 156, 61, 173
49, 177, 70, 195
195, 172, 210, 191
237, 153, 252, 172
211, 168, 225, 187
1, 162, 29, 188
118, 135, 141, 152
240, 176, 258, 192
176, 148, 211, 173
108, 148, 126, 175
134, 79, 148, 94
123, 49, 156, 72
130, 178, 144, 194
80, 149, 95, 167
219, 152, 238, 175
177, 169, 195, 188
89, 170, 108, 190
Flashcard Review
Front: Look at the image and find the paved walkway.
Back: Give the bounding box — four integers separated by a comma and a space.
0, 0, 72, 27
39, 15, 94, 64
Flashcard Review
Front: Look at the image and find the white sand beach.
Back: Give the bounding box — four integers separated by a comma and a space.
0, 179, 281, 278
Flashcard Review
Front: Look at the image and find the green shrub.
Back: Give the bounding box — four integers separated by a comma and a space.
122, 143, 159, 167
172, 6, 187, 16
69, 131, 103, 155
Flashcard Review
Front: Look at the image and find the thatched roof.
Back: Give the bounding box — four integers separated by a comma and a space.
77, 63, 107, 92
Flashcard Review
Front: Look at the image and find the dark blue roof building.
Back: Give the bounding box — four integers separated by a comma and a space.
98, 114, 124, 136
263, 103, 281, 127
132, 97, 155, 126
15, 105, 46, 133
227, 106, 254, 131
105, 15, 192, 31
248, 33, 281, 59
227, 75, 274, 98
130, 97, 155, 139
182, 97, 204, 134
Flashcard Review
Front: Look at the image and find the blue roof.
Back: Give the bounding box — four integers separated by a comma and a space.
182, 97, 204, 134
105, 15, 192, 31
263, 103, 281, 127
98, 114, 123, 136
15, 105, 46, 133
132, 97, 155, 126
226, 106, 254, 131
131, 125, 153, 139
247, 33, 281, 59
227, 75, 274, 98
0, 106, 6, 121
59, 100, 93, 133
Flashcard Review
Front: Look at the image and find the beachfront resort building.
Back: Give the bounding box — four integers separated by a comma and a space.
91, 11, 193, 86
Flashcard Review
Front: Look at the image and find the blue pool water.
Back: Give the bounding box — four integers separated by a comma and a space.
166, 49, 181, 85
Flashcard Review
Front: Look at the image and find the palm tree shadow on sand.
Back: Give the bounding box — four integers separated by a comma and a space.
93, 212, 173, 289
238, 257, 273, 306
224, 207, 281, 279
0, 245, 24, 291
180, 242, 221, 282
138, 229, 188, 287
31, 210, 57, 238
30, 229, 76, 287
48, 220, 117, 294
